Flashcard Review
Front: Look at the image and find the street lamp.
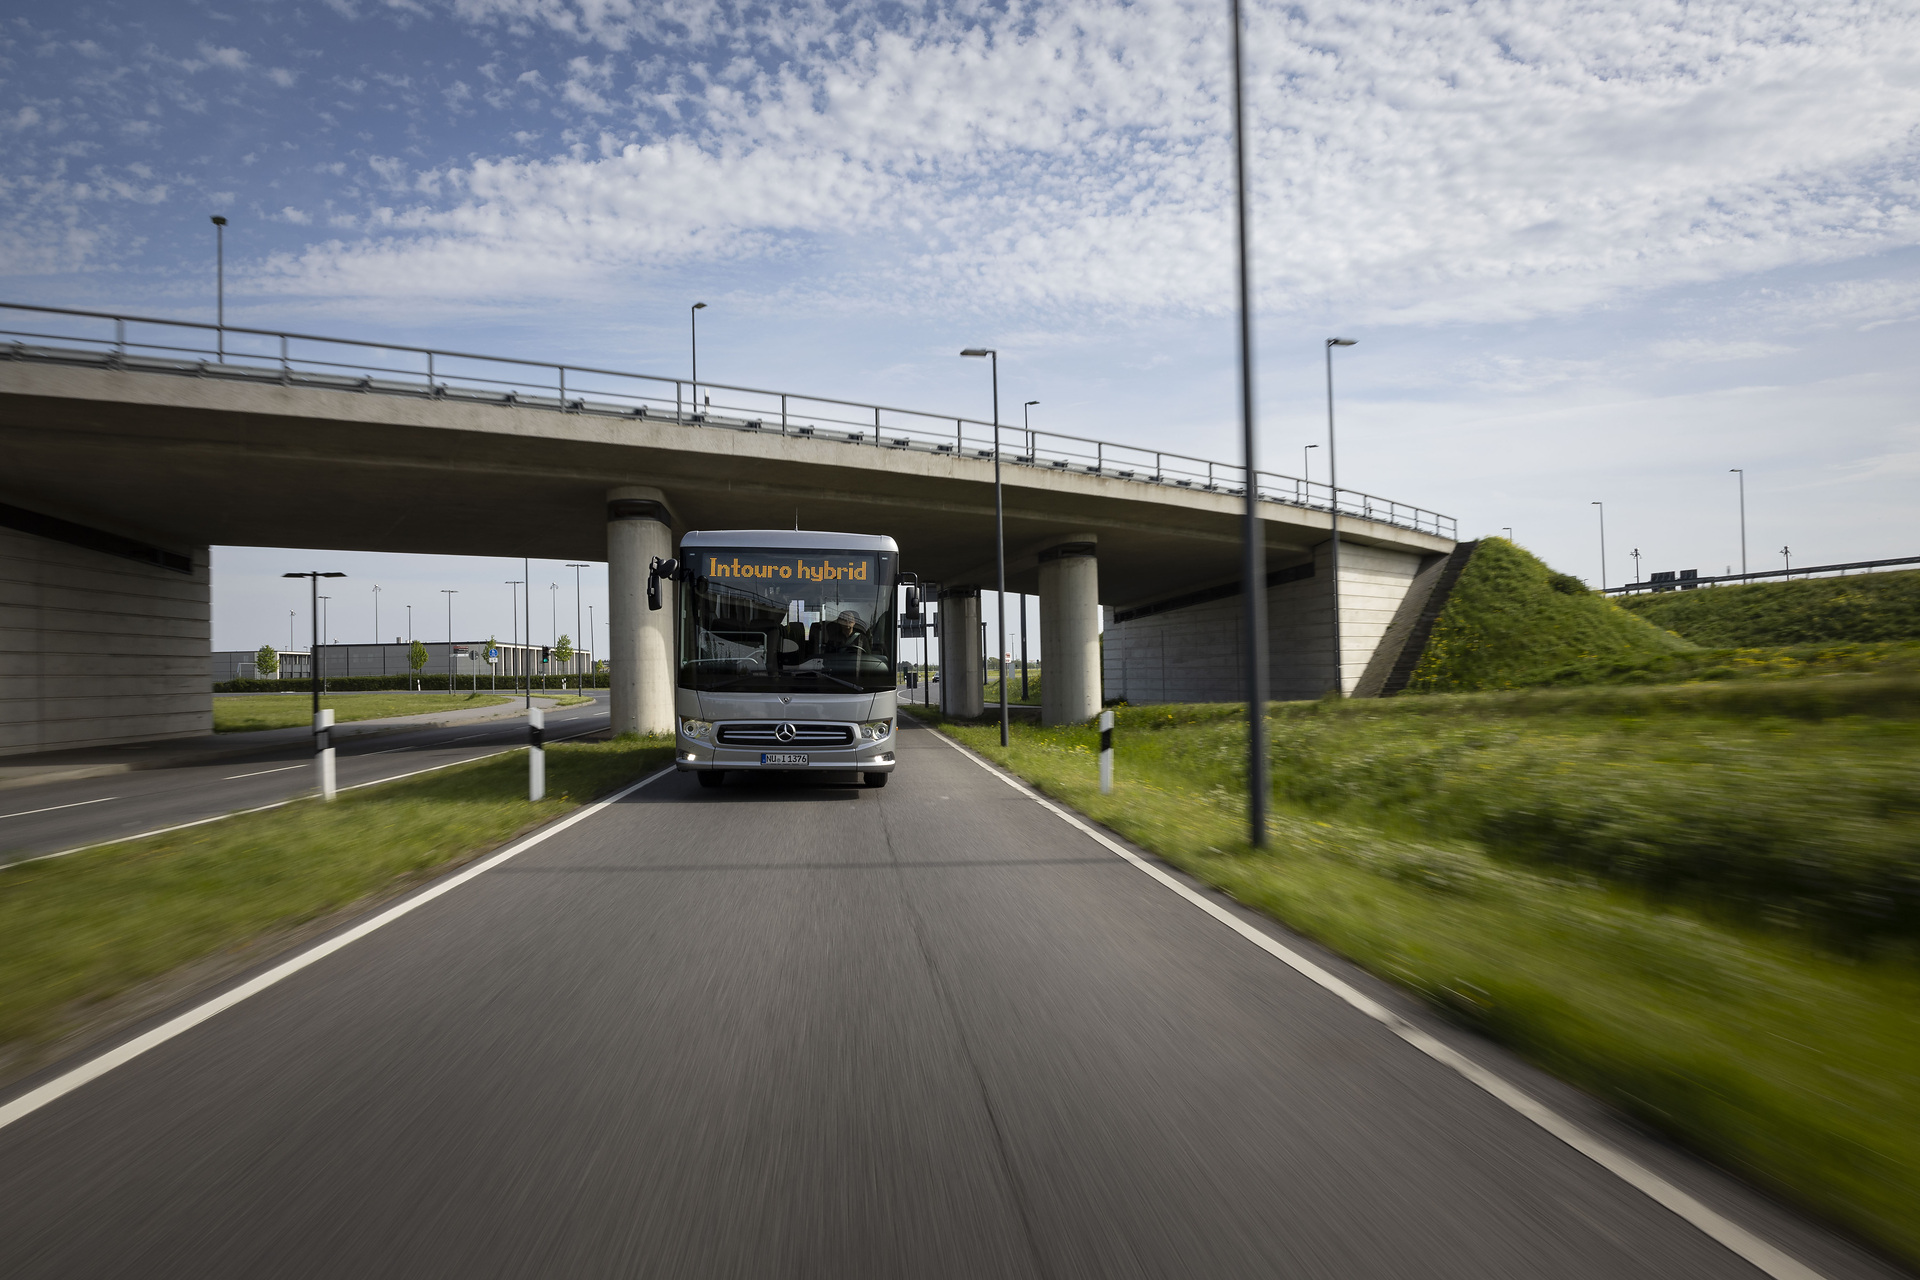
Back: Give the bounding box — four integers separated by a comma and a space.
506, 580, 523, 690
210, 215, 227, 362
442, 589, 458, 693
317, 596, 332, 690
566, 562, 590, 675
1782, 545, 1792, 574
1325, 338, 1357, 698
1303, 443, 1317, 490
1020, 400, 1039, 703
960, 347, 1009, 748
1592, 502, 1607, 590
372, 585, 383, 676
1631, 547, 1642, 585
1228, 0, 1267, 847
281, 570, 345, 715
1501, 527, 1513, 541
1730, 469, 1747, 576
690, 302, 707, 418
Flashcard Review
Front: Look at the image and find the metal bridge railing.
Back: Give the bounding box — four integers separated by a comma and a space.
0, 301, 1457, 540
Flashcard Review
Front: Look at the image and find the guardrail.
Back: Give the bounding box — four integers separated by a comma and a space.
1606, 555, 1920, 595
0, 301, 1456, 540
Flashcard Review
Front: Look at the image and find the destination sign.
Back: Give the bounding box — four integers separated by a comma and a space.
698, 552, 876, 585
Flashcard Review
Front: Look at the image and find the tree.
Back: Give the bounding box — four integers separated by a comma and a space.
554, 633, 574, 687
408, 639, 429, 691
254, 644, 278, 678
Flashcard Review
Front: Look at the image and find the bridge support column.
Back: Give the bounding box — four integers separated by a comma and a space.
606, 487, 676, 736
1039, 539, 1101, 726
938, 586, 983, 718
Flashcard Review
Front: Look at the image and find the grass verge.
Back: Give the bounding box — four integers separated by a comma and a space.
0, 737, 673, 1080
213, 691, 514, 732
923, 702, 1920, 1265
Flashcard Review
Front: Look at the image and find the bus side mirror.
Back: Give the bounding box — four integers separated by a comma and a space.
648, 556, 678, 612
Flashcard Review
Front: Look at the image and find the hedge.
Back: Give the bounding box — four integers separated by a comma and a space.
214, 674, 609, 694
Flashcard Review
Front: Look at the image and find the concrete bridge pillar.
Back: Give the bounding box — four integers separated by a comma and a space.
606, 487, 676, 736
1039, 539, 1101, 726
938, 586, 983, 718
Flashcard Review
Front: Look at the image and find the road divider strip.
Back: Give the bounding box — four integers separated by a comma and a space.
4, 727, 606, 870
920, 722, 1826, 1280
0, 765, 674, 1134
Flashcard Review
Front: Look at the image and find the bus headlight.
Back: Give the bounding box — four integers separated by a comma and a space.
681, 718, 713, 741
859, 719, 892, 741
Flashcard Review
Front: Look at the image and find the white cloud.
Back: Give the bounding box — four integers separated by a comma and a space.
268, 67, 298, 88
281, 206, 313, 224
6, 106, 43, 131
256, 0, 1920, 329
1651, 339, 1798, 363
196, 43, 251, 72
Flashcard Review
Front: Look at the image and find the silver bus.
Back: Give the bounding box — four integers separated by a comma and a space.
655, 530, 905, 789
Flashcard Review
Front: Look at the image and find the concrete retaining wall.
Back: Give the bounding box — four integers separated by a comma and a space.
0, 524, 211, 756
1103, 541, 1427, 705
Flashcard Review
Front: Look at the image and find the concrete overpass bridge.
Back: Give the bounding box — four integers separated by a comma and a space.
0, 302, 1457, 757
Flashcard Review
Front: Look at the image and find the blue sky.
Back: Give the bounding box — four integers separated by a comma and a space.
5, 0, 1918, 652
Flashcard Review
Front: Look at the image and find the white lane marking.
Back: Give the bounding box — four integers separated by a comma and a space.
4, 729, 604, 871
223, 764, 306, 780
919, 724, 1826, 1280
0, 765, 673, 1133
0, 796, 118, 821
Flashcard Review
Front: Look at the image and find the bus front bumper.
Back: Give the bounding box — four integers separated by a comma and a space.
674, 737, 897, 774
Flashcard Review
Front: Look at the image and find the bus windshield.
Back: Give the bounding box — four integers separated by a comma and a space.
679, 547, 897, 693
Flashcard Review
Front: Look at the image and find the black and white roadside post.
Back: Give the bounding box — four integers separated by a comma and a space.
283, 570, 346, 799
528, 704, 545, 802
1099, 709, 1115, 795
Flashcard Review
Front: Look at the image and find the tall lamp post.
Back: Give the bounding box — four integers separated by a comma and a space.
283, 570, 346, 798
1730, 468, 1747, 576
1021, 399, 1039, 704
960, 347, 1009, 747
1228, 0, 1267, 847
690, 301, 707, 417
1325, 338, 1357, 698
442, 589, 458, 693
210, 215, 227, 362
566, 562, 590, 675
372, 584, 384, 676
318, 596, 332, 691
1592, 502, 1607, 590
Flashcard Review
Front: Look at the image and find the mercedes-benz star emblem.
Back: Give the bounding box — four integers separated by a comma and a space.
774, 723, 797, 743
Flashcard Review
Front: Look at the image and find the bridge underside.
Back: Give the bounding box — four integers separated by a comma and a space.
1, 361, 1455, 753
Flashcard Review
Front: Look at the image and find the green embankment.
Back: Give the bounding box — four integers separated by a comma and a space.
0, 738, 674, 1082
213, 691, 514, 733
1407, 538, 1691, 692
1621, 568, 1920, 647
927, 687, 1920, 1264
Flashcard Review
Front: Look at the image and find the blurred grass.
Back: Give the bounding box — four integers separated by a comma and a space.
213, 691, 513, 732
926, 692, 1920, 1264
0, 738, 673, 1063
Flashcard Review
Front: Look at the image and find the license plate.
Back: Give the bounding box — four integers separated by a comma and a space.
761, 752, 809, 766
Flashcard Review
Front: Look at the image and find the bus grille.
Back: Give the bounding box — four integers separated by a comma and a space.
717, 723, 856, 747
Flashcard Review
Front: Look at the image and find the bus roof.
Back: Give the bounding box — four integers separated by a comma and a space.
680, 530, 900, 553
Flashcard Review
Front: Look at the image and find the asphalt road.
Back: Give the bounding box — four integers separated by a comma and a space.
0, 693, 611, 865
0, 718, 1904, 1278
